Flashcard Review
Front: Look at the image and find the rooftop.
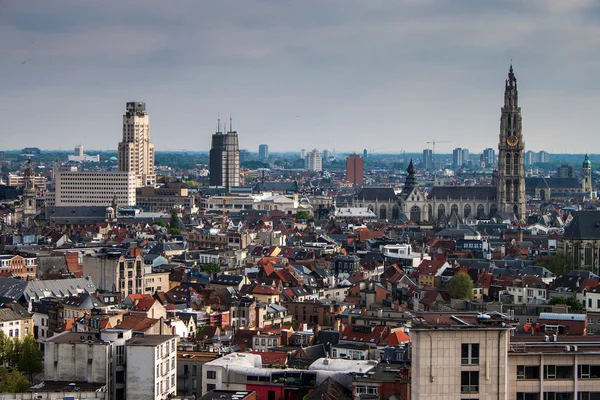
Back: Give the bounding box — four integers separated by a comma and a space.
127, 335, 177, 346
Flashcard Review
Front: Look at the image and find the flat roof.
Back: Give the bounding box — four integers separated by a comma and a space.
127, 335, 177, 346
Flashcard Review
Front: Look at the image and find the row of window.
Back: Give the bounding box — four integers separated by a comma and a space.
155, 374, 175, 396
517, 393, 600, 400
517, 365, 600, 380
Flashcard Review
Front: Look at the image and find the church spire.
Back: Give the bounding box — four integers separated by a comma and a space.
505, 63, 518, 108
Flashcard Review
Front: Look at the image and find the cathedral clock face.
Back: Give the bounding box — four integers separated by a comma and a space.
507, 136, 519, 147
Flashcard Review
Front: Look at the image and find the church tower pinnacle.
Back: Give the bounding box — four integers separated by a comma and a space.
497, 64, 526, 219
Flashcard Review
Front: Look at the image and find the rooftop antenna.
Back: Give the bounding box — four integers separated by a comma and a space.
229, 112, 233, 133
217, 112, 221, 133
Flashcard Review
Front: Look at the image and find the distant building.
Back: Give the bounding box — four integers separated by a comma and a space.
258, 144, 268, 160
452, 148, 463, 170
538, 150, 550, 163
322, 149, 330, 160
461, 148, 469, 166
525, 150, 537, 166
300, 149, 306, 159
306, 149, 322, 172
363, 148, 368, 159
483, 148, 496, 167
136, 182, 196, 213
118, 102, 156, 187
422, 149, 433, 170
346, 154, 364, 185
557, 164, 575, 178
68, 145, 100, 162
209, 119, 240, 192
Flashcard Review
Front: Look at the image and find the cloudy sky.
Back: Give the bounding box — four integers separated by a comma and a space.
1, 0, 599, 154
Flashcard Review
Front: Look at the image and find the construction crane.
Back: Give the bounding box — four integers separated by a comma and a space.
426, 139, 451, 170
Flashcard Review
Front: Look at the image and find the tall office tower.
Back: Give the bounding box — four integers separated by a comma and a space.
461, 148, 469, 166
452, 148, 463, 170
209, 120, 240, 192
483, 148, 496, 167
423, 149, 433, 170
322, 149, 330, 160
363, 149, 368, 159
306, 149, 322, 172
258, 144, 269, 160
300, 149, 306, 159
346, 153, 364, 185
497, 64, 525, 219
118, 102, 156, 187
538, 150, 550, 163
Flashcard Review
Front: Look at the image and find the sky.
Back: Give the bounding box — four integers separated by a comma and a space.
1, 0, 599, 154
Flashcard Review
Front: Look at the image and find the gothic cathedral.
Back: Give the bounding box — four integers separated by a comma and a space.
496, 65, 526, 219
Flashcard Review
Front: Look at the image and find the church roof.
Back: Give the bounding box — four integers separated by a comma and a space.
355, 187, 397, 202
428, 186, 496, 200
525, 177, 581, 190
563, 211, 600, 240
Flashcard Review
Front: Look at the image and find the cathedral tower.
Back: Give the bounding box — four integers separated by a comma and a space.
497, 65, 525, 219
22, 158, 37, 227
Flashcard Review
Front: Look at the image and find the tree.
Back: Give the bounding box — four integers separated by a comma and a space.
153, 220, 166, 227
201, 263, 221, 278
19, 335, 42, 382
538, 251, 573, 276
548, 296, 584, 313
7, 338, 21, 368
448, 272, 474, 299
0, 367, 30, 393
295, 210, 310, 221
168, 209, 181, 235
322, 312, 331, 327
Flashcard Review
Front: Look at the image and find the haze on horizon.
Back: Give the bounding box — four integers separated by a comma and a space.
1, 0, 599, 154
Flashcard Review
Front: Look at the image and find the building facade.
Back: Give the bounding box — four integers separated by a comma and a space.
209, 121, 240, 192
52, 167, 136, 207
118, 102, 156, 187
346, 153, 364, 185
306, 149, 323, 172
423, 149, 433, 170
258, 144, 269, 160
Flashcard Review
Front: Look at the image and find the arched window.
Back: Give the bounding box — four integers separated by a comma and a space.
505, 153, 511, 174
392, 205, 400, 220
506, 180, 512, 202
428, 204, 433, 221
513, 179, 519, 202
477, 204, 485, 218
379, 205, 387, 220
513, 153, 519, 175
437, 204, 445, 220
490, 204, 497, 217
585, 244, 593, 267
410, 205, 421, 224
451, 204, 459, 216
464, 204, 472, 218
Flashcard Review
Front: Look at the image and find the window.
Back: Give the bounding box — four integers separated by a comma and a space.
207, 370, 216, 379
544, 365, 574, 379
461, 371, 479, 393
116, 370, 125, 383
544, 394, 573, 400
116, 345, 125, 364
356, 386, 378, 395
171, 374, 175, 387
461, 343, 480, 365
268, 391, 276, 400
517, 394, 540, 400
206, 383, 215, 391
578, 365, 600, 379
517, 365, 540, 380
578, 393, 600, 400
526, 318, 533, 324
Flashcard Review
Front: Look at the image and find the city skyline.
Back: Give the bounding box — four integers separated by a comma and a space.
1, 1, 600, 152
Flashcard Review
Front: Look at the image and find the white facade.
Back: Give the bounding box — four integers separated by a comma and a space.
118, 102, 156, 187
126, 335, 178, 400
68, 145, 100, 162
53, 167, 136, 206
306, 149, 322, 172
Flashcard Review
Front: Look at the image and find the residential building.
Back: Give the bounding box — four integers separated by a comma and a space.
100, 328, 134, 400
0, 254, 37, 279
483, 147, 496, 167
422, 149, 433, 170
52, 166, 136, 207
126, 335, 178, 400
525, 150, 537, 166
538, 150, 550, 163
306, 149, 322, 172
0, 308, 33, 340
462, 148, 469, 166
452, 148, 463, 170
346, 153, 364, 185
209, 120, 240, 192
118, 101, 156, 187
177, 352, 222, 399
258, 144, 269, 160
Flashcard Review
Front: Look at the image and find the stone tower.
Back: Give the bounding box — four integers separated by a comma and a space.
582, 154, 593, 197
22, 158, 37, 226
497, 64, 526, 219
118, 102, 156, 187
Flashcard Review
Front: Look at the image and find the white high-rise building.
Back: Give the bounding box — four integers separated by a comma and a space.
118, 102, 156, 187
306, 149, 322, 172
52, 166, 136, 207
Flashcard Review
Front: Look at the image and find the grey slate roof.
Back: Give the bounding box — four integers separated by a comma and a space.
252, 181, 299, 193
428, 186, 497, 200
0, 276, 97, 303
355, 187, 397, 202
563, 211, 600, 240
45, 206, 108, 224
526, 177, 581, 191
